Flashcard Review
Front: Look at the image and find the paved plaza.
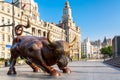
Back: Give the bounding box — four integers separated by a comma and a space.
0, 60, 120, 80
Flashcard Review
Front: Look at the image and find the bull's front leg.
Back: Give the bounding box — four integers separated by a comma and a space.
7, 53, 18, 75
37, 64, 61, 76
31, 44, 61, 76
47, 66, 61, 76
57, 55, 71, 74
34, 54, 61, 76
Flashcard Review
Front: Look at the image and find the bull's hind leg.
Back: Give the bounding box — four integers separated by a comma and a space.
57, 55, 71, 74
25, 59, 41, 72
7, 52, 18, 75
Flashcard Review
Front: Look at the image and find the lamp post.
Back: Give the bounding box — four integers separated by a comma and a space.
0, 0, 32, 37
12, 0, 15, 39
0, 0, 18, 39
11, 0, 19, 39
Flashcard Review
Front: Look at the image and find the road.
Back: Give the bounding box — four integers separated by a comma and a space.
0, 60, 120, 80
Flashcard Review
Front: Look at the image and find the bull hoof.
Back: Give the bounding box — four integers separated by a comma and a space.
62, 68, 71, 74
33, 68, 41, 72
7, 70, 16, 75
50, 69, 61, 76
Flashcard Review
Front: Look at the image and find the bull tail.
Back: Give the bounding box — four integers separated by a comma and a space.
15, 25, 24, 36
15, 19, 30, 36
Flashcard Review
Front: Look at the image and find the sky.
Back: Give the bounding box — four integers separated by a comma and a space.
7, 0, 120, 41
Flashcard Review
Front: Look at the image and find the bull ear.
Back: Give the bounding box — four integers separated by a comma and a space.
69, 36, 76, 47
47, 31, 55, 46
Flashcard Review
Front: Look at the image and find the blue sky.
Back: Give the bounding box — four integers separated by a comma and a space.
7, 0, 120, 41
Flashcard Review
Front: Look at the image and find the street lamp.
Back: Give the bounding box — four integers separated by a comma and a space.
0, 0, 32, 38
11, 0, 19, 39
0, 0, 18, 39
12, 0, 15, 39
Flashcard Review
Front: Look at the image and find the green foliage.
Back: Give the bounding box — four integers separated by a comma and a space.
81, 52, 87, 59
100, 46, 112, 57
0, 58, 4, 61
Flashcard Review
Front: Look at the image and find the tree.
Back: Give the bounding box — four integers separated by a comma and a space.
81, 52, 87, 59
100, 46, 112, 58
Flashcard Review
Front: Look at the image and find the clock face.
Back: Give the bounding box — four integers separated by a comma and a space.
64, 10, 68, 14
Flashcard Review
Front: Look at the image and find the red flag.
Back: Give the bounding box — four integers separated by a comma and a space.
22, 4, 26, 9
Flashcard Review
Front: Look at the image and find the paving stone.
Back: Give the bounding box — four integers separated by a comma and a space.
0, 61, 120, 80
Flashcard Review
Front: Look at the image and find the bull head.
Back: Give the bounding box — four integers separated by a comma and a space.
47, 31, 76, 47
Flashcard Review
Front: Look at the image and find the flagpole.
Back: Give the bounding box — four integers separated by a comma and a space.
12, 0, 15, 39
20, 0, 23, 24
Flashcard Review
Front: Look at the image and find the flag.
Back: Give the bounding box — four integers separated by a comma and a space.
22, 4, 26, 9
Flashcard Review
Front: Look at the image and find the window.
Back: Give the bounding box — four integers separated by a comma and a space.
8, 35, 11, 42
8, 27, 10, 32
18, 13, 20, 17
8, 19, 10, 24
33, 14, 36, 20
2, 46, 5, 51
7, 8, 10, 13
1, 6, 4, 11
1, 17, 4, 31
38, 30, 41, 37
32, 28, 35, 35
43, 31, 46, 37
1, 27, 4, 31
2, 17, 4, 23
2, 34, 5, 41
50, 26, 52, 29
64, 10, 68, 14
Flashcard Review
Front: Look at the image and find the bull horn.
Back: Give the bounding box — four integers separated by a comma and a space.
47, 31, 54, 45
69, 36, 76, 47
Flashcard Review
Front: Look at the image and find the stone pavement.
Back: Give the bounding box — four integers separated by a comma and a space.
0, 61, 120, 80
104, 57, 120, 68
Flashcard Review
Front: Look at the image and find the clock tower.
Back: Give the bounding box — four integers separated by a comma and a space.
62, 1, 73, 23
60, 1, 81, 59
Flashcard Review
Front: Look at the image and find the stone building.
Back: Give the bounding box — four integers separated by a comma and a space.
81, 38, 92, 58
112, 36, 120, 57
58, 1, 81, 60
102, 37, 112, 48
81, 37, 112, 59
0, 0, 81, 59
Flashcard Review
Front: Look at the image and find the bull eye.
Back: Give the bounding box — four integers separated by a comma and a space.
55, 48, 63, 54
56, 51, 59, 54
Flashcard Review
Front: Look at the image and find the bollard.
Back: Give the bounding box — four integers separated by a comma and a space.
5, 59, 10, 67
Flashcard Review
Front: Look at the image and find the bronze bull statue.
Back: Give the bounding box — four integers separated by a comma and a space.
7, 24, 76, 76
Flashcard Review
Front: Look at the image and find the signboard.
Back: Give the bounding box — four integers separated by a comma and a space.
6, 45, 12, 49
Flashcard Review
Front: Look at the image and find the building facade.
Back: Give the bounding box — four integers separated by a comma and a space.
0, 0, 81, 59
81, 37, 112, 59
81, 38, 92, 58
58, 1, 81, 60
102, 37, 112, 48
112, 36, 120, 57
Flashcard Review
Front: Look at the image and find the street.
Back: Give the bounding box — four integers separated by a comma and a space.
0, 60, 120, 80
